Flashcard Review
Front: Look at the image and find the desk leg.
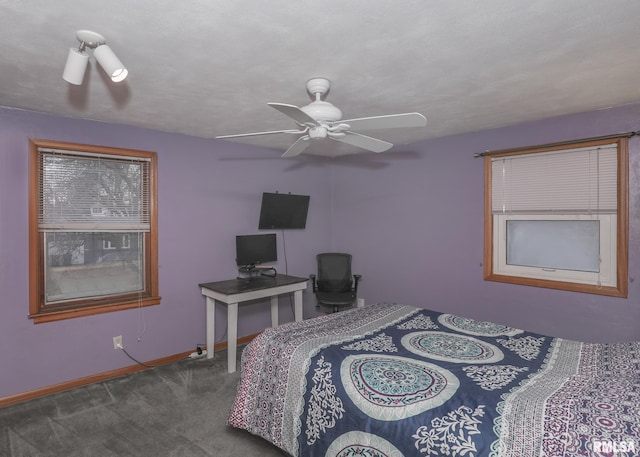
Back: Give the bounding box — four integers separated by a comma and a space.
270, 296, 278, 327
293, 290, 303, 322
227, 302, 238, 373
206, 297, 215, 360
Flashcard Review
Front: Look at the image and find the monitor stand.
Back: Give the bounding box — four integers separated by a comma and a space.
237, 265, 277, 280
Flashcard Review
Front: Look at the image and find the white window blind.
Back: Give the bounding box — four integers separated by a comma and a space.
491, 144, 618, 214
37, 148, 151, 232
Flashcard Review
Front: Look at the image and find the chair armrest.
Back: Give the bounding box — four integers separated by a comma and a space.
310, 274, 317, 292
353, 274, 361, 293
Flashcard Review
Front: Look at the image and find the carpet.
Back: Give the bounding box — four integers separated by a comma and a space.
0, 347, 288, 456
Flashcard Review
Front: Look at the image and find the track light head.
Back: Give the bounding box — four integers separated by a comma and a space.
62, 47, 90, 85
62, 30, 128, 85
93, 44, 128, 82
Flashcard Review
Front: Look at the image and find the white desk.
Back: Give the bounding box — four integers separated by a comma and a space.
199, 274, 308, 373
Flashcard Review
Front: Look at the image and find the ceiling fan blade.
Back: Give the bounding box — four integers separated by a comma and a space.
331, 131, 393, 153
268, 103, 318, 127
216, 128, 305, 139
281, 136, 310, 158
340, 112, 427, 131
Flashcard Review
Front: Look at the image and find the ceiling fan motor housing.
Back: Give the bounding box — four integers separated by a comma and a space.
300, 101, 343, 122
301, 77, 343, 122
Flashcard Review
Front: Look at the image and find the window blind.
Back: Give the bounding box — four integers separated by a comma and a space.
491, 144, 618, 214
37, 149, 151, 231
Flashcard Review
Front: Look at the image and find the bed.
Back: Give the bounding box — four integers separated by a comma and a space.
228, 303, 639, 456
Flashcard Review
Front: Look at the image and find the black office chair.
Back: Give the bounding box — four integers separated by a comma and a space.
310, 253, 361, 313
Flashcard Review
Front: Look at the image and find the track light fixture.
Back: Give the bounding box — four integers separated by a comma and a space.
63, 30, 128, 85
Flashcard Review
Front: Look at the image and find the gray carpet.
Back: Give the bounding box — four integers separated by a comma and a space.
0, 347, 289, 456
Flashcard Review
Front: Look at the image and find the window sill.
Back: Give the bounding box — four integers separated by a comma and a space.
484, 273, 627, 298
29, 296, 161, 324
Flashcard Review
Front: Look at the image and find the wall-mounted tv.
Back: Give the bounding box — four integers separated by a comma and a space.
235, 233, 277, 267
258, 192, 310, 229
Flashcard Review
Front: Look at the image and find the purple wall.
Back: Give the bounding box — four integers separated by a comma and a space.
0, 107, 332, 399
1, 102, 640, 400
330, 102, 640, 343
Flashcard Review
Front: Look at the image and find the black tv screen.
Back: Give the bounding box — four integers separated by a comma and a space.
258, 192, 310, 229
235, 233, 277, 266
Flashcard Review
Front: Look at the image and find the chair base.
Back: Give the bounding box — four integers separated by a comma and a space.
316, 302, 354, 313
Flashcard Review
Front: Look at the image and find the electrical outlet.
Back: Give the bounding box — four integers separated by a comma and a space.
113, 335, 123, 350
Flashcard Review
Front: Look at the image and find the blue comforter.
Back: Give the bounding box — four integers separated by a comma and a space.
228, 303, 640, 456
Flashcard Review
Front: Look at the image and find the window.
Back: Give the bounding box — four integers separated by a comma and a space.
29, 139, 160, 323
483, 137, 628, 297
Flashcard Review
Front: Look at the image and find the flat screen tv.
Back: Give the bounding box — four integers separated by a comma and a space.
258, 192, 310, 229
235, 233, 277, 267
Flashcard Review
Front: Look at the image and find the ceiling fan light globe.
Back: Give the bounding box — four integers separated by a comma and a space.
300, 101, 342, 122
308, 126, 328, 139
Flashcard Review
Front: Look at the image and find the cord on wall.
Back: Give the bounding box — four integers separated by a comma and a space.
120, 347, 157, 368
281, 228, 289, 274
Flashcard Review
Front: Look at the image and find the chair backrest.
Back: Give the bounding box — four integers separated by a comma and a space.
316, 253, 353, 293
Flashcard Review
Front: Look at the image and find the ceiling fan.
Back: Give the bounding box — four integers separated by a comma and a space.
216, 78, 427, 158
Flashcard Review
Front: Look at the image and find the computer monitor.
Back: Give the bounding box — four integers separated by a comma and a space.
235, 233, 277, 267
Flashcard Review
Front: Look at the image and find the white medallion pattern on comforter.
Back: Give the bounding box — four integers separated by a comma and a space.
228, 303, 640, 457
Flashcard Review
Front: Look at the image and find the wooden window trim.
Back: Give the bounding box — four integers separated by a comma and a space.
483, 137, 628, 297
28, 139, 160, 323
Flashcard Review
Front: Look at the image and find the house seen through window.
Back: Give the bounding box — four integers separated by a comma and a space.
29, 139, 160, 323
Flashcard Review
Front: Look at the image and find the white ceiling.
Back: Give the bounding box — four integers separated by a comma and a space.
2, 0, 640, 157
